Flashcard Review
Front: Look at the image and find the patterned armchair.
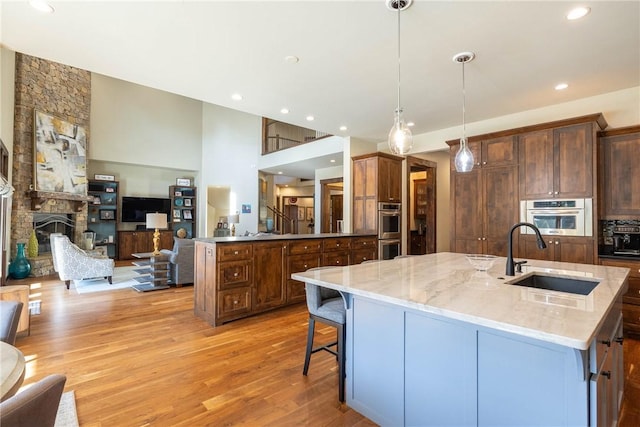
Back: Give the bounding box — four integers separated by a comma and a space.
51, 235, 114, 289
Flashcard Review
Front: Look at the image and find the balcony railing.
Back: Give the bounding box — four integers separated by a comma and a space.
262, 118, 332, 155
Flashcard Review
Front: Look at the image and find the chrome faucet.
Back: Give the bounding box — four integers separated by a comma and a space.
506, 222, 547, 276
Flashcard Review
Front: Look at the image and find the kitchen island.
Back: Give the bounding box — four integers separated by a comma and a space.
193, 233, 377, 326
292, 252, 630, 427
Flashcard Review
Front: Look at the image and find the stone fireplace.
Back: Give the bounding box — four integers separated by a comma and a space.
32, 213, 76, 254
10, 53, 92, 277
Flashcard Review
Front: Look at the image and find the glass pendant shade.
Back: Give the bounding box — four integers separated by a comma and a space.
454, 137, 474, 172
388, 112, 413, 155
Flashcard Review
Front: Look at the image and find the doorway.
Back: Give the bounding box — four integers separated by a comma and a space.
406, 156, 437, 255
320, 178, 343, 233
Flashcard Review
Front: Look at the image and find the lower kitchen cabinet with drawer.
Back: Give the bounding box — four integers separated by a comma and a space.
194, 234, 377, 326
601, 257, 640, 337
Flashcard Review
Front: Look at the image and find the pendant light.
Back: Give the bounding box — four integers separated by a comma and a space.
453, 52, 475, 172
387, 0, 413, 155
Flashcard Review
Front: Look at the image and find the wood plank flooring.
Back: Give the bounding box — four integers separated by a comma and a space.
8, 273, 640, 426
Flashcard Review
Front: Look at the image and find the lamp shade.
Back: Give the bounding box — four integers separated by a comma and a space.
146, 212, 168, 229
227, 214, 240, 224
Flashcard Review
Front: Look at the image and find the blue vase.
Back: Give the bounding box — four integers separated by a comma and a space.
9, 242, 31, 279
266, 218, 274, 232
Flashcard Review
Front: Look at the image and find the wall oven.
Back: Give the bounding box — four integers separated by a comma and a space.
378, 202, 401, 240
378, 202, 401, 260
521, 198, 592, 236
379, 239, 401, 260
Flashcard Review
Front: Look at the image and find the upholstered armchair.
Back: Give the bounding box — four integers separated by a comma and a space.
160, 237, 195, 287
0, 300, 23, 345
51, 235, 114, 289
0, 374, 66, 426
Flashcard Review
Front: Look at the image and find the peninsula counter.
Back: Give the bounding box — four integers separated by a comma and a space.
292, 252, 630, 426
193, 233, 377, 326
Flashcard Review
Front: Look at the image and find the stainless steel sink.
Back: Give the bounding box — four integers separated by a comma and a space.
509, 273, 599, 295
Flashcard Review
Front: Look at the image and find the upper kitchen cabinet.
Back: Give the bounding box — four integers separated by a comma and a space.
450, 135, 518, 170
599, 125, 640, 219
519, 115, 607, 200
352, 152, 403, 234
448, 136, 518, 256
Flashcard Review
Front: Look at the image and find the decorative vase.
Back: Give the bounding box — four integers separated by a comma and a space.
266, 218, 274, 232
27, 229, 39, 258
9, 242, 31, 280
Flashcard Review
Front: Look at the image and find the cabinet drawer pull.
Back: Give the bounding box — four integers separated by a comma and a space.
234, 250, 239, 255
602, 371, 611, 379
615, 337, 624, 345
233, 300, 238, 305
234, 272, 239, 277
601, 339, 611, 347
304, 264, 308, 268
304, 246, 308, 250
336, 261, 340, 264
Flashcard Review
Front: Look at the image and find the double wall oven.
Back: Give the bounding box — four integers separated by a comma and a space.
378, 202, 401, 260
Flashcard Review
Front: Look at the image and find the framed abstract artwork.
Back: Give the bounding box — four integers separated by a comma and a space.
33, 110, 87, 195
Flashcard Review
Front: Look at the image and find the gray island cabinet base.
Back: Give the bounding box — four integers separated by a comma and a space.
292, 252, 628, 427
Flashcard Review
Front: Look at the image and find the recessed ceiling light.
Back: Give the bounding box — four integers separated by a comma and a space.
29, 0, 55, 13
306, 116, 314, 121
330, 159, 336, 163
284, 55, 300, 64
277, 171, 283, 175
555, 83, 569, 90
339, 126, 347, 131
280, 108, 289, 114
567, 7, 590, 20
231, 93, 243, 101
407, 122, 415, 127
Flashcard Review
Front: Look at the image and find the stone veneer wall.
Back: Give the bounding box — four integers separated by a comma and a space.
11, 53, 91, 277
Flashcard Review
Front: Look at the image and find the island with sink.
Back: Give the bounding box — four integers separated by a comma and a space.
292, 252, 630, 427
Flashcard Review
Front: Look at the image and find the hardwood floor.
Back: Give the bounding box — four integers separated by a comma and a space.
8, 273, 640, 426
11, 274, 374, 426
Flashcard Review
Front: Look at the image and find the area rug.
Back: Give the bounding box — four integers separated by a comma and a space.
55, 390, 79, 427
73, 265, 139, 294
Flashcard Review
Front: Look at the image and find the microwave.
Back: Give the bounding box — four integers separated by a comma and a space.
520, 198, 592, 236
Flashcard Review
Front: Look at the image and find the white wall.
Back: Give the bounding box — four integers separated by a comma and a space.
91, 73, 202, 171
380, 86, 640, 154
201, 103, 262, 237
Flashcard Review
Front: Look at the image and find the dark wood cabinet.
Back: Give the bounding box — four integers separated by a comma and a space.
519, 235, 594, 264
254, 241, 286, 310
450, 136, 518, 257
194, 235, 376, 326
600, 258, 640, 338
410, 231, 426, 255
350, 236, 378, 264
118, 230, 173, 260
520, 123, 597, 199
448, 114, 606, 264
599, 126, 640, 219
352, 152, 403, 234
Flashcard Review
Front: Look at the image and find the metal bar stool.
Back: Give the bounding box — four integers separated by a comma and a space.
302, 268, 346, 402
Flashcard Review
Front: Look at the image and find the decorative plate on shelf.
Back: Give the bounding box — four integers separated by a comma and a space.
176, 228, 187, 238
174, 198, 184, 206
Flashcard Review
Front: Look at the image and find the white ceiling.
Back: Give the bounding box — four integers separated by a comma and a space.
2, 1, 639, 177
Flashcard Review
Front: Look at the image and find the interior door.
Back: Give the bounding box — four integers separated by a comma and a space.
331, 195, 343, 233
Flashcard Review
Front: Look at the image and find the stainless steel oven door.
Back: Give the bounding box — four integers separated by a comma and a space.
379, 239, 401, 260
525, 209, 585, 236
378, 210, 401, 240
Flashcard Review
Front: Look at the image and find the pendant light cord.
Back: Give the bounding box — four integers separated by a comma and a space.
461, 59, 466, 141
396, 3, 401, 116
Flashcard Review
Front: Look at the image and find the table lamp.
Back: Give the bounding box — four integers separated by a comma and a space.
146, 212, 168, 255
227, 213, 240, 237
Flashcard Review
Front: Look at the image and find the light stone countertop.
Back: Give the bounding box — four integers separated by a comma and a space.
291, 252, 630, 350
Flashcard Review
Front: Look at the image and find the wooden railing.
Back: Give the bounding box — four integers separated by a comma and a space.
262, 118, 332, 155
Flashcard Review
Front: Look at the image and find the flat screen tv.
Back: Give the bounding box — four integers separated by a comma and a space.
121, 196, 171, 223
